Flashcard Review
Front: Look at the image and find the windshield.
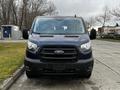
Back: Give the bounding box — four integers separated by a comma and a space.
32, 18, 85, 35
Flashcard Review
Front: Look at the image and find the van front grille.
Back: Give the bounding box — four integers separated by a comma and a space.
39, 45, 78, 63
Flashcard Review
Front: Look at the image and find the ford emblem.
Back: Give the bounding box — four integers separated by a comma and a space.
54, 50, 64, 54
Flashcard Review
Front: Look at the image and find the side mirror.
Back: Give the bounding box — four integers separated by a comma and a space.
22, 29, 29, 39
90, 29, 97, 40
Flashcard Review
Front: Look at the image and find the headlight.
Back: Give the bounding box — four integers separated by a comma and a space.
28, 41, 37, 50
81, 41, 91, 50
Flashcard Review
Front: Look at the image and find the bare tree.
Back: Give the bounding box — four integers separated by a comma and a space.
110, 6, 120, 20
96, 6, 111, 27
86, 16, 96, 28
44, 1, 57, 16
19, 0, 57, 29
11, 0, 19, 25
0, 0, 14, 24
0, 0, 57, 29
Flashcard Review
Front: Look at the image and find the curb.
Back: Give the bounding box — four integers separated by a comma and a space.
0, 65, 25, 90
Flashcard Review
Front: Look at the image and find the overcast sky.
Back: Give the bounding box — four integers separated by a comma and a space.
51, 0, 120, 19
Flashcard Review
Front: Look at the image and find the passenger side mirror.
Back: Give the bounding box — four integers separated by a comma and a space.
90, 29, 97, 40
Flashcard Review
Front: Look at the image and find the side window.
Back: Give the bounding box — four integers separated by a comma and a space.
31, 19, 36, 33
81, 19, 87, 33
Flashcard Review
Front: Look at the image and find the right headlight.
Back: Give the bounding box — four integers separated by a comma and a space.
81, 41, 91, 50
27, 41, 38, 51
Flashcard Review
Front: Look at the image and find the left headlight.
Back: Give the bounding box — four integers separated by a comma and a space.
81, 41, 91, 50
27, 41, 37, 50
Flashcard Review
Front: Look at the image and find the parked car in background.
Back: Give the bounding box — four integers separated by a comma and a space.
24, 16, 94, 79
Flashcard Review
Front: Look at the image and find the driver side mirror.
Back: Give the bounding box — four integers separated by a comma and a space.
22, 29, 30, 39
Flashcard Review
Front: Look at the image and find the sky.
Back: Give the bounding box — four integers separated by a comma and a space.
51, 0, 120, 19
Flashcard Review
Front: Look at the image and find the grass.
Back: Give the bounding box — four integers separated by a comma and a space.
97, 38, 120, 42
0, 43, 26, 83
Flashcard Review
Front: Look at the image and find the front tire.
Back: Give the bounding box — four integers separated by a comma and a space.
26, 71, 36, 79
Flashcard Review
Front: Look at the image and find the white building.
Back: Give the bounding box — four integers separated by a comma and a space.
0, 25, 22, 40
102, 26, 120, 35
97, 26, 120, 37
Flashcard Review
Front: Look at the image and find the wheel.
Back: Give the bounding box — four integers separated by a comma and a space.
26, 70, 36, 79
83, 61, 94, 79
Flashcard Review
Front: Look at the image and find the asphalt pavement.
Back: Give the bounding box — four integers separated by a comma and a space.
9, 40, 120, 90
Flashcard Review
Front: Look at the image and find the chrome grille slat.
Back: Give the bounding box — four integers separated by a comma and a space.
42, 48, 76, 51
41, 52, 77, 55
41, 56, 76, 60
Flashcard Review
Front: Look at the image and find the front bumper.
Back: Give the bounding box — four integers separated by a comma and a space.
24, 57, 94, 75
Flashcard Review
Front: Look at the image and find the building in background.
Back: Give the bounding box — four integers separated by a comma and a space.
0, 25, 22, 40
98, 26, 120, 38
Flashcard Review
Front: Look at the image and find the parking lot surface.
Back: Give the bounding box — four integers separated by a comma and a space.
9, 40, 120, 90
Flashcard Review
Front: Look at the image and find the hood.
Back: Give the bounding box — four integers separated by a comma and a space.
29, 34, 90, 46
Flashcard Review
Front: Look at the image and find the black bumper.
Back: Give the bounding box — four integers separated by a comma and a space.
24, 57, 94, 75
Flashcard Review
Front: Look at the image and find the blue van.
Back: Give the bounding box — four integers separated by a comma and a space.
24, 16, 94, 79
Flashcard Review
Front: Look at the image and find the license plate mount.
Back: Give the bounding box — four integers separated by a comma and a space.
53, 64, 65, 71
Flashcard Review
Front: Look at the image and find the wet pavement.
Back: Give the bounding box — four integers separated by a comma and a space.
9, 40, 120, 90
